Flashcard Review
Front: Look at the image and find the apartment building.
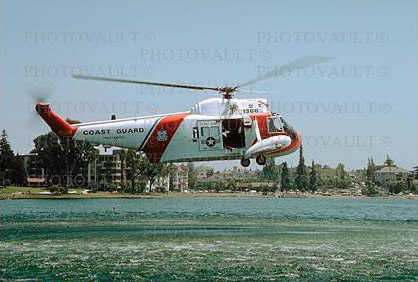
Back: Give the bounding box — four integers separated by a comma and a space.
21, 147, 187, 190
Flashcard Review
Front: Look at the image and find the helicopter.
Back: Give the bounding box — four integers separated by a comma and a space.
35, 56, 331, 167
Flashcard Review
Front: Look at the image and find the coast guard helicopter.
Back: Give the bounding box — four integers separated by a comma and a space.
35, 56, 331, 167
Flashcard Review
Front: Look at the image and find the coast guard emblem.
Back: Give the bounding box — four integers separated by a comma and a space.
157, 130, 168, 142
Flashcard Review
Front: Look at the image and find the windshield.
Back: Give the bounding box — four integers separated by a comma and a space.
268, 116, 283, 133
279, 117, 289, 129
280, 117, 296, 138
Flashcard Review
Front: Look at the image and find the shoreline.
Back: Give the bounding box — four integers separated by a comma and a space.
2, 191, 417, 200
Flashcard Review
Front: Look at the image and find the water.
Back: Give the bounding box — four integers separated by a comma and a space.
1, 198, 417, 280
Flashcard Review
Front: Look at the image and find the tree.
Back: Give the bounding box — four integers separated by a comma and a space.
362, 181, 378, 196
166, 163, 178, 191
0, 130, 15, 184
0, 130, 26, 186
207, 167, 214, 177
227, 179, 237, 191
335, 162, 349, 188
336, 163, 346, 180
61, 136, 97, 187
33, 129, 97, 187
139, 155, 163, 192
187, 162, 196, 189
125, 150, 142, 192
366, 157, 376, 183
125, 151, 163, 192
387, 181, 405, 194
406, 175, 412, 191
413, 166, 418, 180
309, 160, 317, 192
280, 162, 291, 192
0, 130, 14, 166
9, 155, 26, 186
262, 158, 279, 181
118, 150, 128, 189
295, 145, 308, 191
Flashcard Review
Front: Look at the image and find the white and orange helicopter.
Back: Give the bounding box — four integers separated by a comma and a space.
35, 56, 331, 167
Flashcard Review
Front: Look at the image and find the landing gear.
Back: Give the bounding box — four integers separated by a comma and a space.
256, 154, 267, 165
240, 158, 250, 167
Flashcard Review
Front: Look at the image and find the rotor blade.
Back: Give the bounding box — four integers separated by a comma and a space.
27, 86, 53, 103
237, 89, 281, 95
73, 74, 221, 92
236, 56, 333, 89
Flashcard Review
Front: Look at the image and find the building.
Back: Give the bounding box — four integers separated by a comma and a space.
152, 164, 188, 192
169, 164, 189, 191
195, 166, 214, 179
16, 153, 46, 186
87, 149, 126, 189
20, 146, 191, 191
374, 155, 408, 184
88, 148, 189, 191
152, 174, 170, 192
18, 153, 44, 178
374, 166, 408, 184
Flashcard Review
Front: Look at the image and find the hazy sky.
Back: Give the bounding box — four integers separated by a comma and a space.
1, 0, 417, 170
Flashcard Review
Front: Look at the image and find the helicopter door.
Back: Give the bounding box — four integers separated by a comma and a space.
197, 120, 223, 151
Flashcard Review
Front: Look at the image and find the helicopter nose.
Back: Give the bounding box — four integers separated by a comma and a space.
293, 131, 302, 149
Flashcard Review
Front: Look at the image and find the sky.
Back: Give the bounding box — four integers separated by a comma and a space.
1, 0, 417, 171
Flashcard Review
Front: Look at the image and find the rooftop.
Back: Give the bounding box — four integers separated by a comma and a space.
375, 166, 408, 174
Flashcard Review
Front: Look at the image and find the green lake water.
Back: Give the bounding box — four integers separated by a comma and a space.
1, 198, 417, 280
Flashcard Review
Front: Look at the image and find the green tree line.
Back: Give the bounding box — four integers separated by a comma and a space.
0, 130, 26, 186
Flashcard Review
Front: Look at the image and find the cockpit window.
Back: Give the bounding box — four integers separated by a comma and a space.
268, 117, 283, 133
279, 117, 297, 139
279, 117, 288, 128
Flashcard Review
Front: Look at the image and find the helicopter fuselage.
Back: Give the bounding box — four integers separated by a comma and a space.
36, 97, 301, 166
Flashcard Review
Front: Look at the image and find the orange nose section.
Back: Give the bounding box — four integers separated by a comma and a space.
35, 103, 76, 137
294, 131, 302, 148
284, 130, 302, 153
265, 130, 302, 157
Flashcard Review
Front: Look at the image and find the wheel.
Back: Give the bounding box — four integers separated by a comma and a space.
256, 154, 267, 165
240, 158, 250, 167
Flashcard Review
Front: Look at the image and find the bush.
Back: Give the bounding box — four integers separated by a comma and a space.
386, 181, 405, 194
154, 186, 167, 193
411, 184, 418, 194
335, 179, 351, 189
102, 183, 118, 192
361, 181, 378, 196
49, 185, 68, 195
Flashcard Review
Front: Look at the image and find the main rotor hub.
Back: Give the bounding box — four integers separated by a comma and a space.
219, 87, 236, 99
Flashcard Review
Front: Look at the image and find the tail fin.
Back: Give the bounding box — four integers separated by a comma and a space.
35, 103, 76, 137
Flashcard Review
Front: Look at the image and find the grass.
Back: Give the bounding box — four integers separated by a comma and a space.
1, 186, 417, 200
1, 186, 83, 199
0, 186, 261, 200
1, 186, 46, 194
0, 186, 191, 200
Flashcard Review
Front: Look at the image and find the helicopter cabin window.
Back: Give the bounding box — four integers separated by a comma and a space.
211, 126, 219, 137
268, 117, 283, 133
222, 119, 245, 149
201, 126, 210, 137
192, 127, 199, 139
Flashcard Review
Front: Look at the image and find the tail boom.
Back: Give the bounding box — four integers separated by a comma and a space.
35, 103, 77, 137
